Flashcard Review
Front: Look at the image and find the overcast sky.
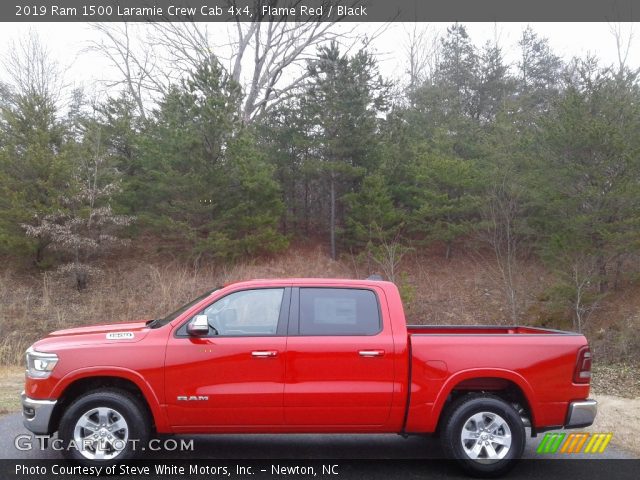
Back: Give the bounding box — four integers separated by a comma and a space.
0, 22, 637, 97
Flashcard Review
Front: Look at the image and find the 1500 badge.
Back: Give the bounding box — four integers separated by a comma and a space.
106, 332, 135, 340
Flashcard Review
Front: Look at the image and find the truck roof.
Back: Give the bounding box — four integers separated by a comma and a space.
223, 278, 396, 288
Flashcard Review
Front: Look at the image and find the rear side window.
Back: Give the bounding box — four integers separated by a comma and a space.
299, 288, 381, 336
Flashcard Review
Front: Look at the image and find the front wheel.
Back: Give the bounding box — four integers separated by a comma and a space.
58, 390, 150, 466
440, 394, 526, 477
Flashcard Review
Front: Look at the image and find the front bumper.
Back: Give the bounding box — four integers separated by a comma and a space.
21, 391, 57, 435
565, 399, 597, 428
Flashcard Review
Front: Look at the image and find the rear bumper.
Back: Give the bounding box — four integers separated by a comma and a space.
565, 399, 597, 428
21, 391, 57, 435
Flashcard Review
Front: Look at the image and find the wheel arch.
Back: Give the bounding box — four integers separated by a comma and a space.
433, 369, 537, 432
48, 368, 170, 434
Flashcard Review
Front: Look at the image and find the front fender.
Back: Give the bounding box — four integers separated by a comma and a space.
51, 366, 171, 433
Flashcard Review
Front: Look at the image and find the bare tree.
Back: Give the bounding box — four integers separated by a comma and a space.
369, 240, 410, 284
89, 3, 376, 122
360, 226, 411, 284
2, 29, 66, 103
547, 250, 606, 334
609, 22, 634, 75
87, 23, 166, 120
568, 255, 599, 333
476, 174, 522, 324
232, 19, 348, 121
402, 23, 439, 92
154, 6, 372, 123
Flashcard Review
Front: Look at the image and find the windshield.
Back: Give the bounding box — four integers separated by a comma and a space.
148, 288, 219, 328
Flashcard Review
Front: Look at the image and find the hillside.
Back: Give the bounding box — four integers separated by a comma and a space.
1, 241, 638, 392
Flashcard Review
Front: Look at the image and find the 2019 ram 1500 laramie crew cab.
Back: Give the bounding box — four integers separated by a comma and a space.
22, 278, 596, 476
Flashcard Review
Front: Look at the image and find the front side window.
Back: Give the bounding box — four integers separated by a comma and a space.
299, 288, 381, 336
200, 288, 284, 336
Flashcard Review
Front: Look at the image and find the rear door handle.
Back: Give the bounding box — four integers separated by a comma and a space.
358, 350, 385, 357
251, 350, 279, 358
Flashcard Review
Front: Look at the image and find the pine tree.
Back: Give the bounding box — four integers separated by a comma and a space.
0, 89, 71, 263
133, 60, 287, 260
516, 27, 563, 117
343, 174, 402, 249
530, 64, 640, 329
302, 42, 390, 259
410, 152, 483, 259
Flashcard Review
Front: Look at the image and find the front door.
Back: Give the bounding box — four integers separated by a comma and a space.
165, 287, 290, 429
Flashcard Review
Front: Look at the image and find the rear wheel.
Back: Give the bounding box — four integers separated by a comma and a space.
441, 394, 525, 477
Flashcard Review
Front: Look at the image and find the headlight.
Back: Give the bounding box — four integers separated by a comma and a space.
25, 347, 58, 379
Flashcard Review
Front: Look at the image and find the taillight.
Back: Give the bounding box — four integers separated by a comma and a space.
573, 347, 592, 384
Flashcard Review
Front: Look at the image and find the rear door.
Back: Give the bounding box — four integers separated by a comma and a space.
284, 286, 395, 427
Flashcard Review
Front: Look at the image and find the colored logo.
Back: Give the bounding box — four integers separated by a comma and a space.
537, 432, 613, 454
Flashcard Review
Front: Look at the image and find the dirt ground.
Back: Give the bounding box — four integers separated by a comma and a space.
588, 393, 640, 455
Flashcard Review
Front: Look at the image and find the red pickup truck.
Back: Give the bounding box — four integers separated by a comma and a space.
22, 278, 596, 476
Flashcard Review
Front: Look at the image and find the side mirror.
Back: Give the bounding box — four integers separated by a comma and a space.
187, 315, 209, 336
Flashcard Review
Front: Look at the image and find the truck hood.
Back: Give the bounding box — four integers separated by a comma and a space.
32, 320, 151, 352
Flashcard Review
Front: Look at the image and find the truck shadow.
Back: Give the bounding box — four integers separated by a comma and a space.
152, 433, 444, 460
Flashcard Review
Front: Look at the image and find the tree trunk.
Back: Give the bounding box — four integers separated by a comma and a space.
75, 271, 88, 291
445, 241, 452, 260
304, 180, 310, 236
330, 175, 336, 260
597, 255, 608, 293
613, 255, 624, 290
34, 241, 45, 266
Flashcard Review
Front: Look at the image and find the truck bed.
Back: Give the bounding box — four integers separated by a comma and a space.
407, 325, 577, 335
403, 324, 588, 433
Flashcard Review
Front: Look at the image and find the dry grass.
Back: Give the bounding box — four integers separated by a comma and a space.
0, 366, 23, 415
400, 247, 552, 325
0, 243, 553, 365
0, 241, 638, 382
587, 283, 640, 363
0, 244, 356, 364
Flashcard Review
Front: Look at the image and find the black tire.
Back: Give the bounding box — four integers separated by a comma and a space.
440, 394, 525, 478
58, 389, 149, 466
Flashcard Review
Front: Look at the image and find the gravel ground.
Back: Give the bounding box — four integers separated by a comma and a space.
588, 393, 640, 455
591, 363, 640, 398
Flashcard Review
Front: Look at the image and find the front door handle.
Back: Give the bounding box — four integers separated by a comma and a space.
251, 350, 279, 358
359, 350, 385, 357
